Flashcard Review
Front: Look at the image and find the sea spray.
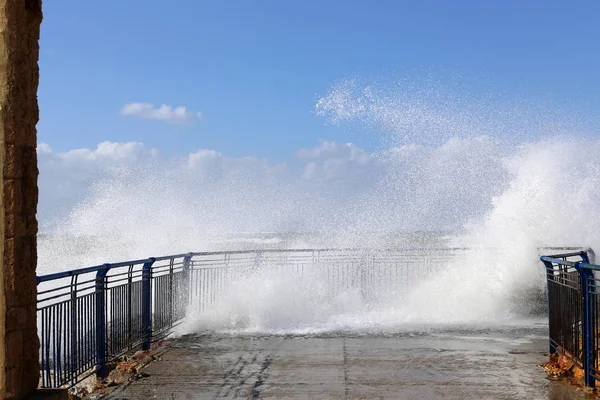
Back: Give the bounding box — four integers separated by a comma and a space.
317, 79, 600, 325
38, 77, 600, 332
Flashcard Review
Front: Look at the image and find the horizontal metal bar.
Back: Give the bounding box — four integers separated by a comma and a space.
39, 246, 583, 285
540, 256, 581, 267
189, 247, 474, 257
37, 255, 192, 284
541, 257, 600, 272
37, 263, 113, 284
580, 262, 600, 271
38, 248, 475, 284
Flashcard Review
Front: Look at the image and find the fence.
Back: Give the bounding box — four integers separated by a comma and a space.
540, 248, 598, 387
38, 246, 568, 389
187, 248, 470, 313
37, 247, 473, 388
37, 254, 191, 388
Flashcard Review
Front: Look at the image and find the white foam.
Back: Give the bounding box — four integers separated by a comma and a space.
39, 77, 600, 333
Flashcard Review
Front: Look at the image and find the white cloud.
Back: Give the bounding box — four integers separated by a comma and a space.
120, 103, 202, 124
37, 138, 510, 239
37, 143, 53, 153
296, 140, 369, 163
37, 136, 600, 278
39, 141, 157, 167
37, 142, 159, 228
296, 141, 374, 182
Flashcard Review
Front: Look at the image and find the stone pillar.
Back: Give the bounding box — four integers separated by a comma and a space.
0, 0, 43, 399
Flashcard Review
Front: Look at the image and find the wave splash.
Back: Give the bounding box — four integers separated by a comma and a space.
40, 77, 600, 333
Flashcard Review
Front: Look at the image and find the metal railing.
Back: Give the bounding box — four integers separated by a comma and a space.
187, 248, 470, 313
38, 247, 474, 388
38, 246, 571, 388
37, 253, 191, 388
540, 248, 598, 387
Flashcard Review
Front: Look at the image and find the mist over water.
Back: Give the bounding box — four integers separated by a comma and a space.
39, 77, 600, 334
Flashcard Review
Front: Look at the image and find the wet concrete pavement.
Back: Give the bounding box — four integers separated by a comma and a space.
103, 328, 593, 400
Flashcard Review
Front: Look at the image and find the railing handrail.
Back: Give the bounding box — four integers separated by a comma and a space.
36, 254, 191, 284
190, 247, 472, 256
540, 257, 582, 268
190, 246, 580, 257
581, 262, 600, 271
540, 247, 599, 387
36, 245, 583, 389
36, 247, 473, 284
540, 248, 596, 269
38, 246, 580, 285
541, 248, 592, 260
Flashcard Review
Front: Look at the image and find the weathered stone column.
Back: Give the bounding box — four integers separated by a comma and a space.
0, 1, 43, 399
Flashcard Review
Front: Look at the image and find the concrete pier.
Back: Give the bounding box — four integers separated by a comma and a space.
104, 327, 590, 400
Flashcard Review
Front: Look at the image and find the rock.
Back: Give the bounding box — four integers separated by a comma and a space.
135, 371, 151, 379
69, 373, 100, 398
140, 356, 154, 365
107, 367, 132, 385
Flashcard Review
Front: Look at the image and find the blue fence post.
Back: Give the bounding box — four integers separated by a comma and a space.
542, 259, 557, 354
587, 267, 598, 388
95, 264, 110, 378
70, 276, 78, 385
579, 251, 595, 388
142, 258, 156, 351
575, 261, 595, 387
182, 253, 192, 310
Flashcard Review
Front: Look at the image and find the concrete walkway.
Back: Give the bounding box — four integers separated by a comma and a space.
103, 328, 591, 400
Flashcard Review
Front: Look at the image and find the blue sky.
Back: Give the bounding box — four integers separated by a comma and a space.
39, 1, 600, 160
